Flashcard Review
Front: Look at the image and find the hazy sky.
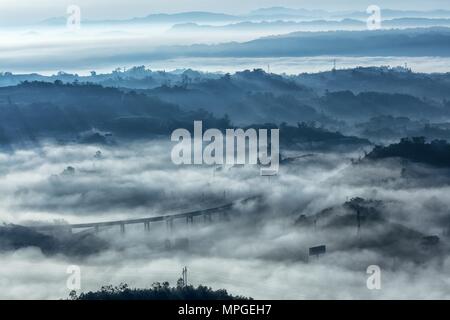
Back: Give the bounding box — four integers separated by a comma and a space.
1, 0, 450, 25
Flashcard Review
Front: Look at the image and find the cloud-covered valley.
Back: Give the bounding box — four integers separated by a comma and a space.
1, 141, 449, 299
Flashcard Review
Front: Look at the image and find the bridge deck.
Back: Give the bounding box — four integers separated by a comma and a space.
30, 198, 255, 231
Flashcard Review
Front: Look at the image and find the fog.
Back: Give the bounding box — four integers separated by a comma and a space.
0, 25, 274, 74
1, 141, 449, 299
3, 23, 450, 75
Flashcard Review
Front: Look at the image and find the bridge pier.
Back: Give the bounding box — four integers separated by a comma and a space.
166, 218, 173, 232
144, 221, 150, 232
203, 213, 212, 223
120, 223, 125, 234
221, 211, 230, 221
186, 215, 194, 225
95, 225, 99, 233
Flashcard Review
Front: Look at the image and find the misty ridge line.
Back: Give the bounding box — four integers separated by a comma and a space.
35, 7, 450, 27
171, 121, 280, 176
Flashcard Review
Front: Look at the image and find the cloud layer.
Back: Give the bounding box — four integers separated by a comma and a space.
0, 141, 449, 299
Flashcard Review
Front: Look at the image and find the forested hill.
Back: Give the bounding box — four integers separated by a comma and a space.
0, 81, 230, 147
0, 81, 370, 150
366, 137, 450, 167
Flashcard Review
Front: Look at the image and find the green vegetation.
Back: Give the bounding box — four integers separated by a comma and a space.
366, 137, 450, 167
70, 282, 251, 300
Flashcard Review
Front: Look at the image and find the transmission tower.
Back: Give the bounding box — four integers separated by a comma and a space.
182, 266, 188, 287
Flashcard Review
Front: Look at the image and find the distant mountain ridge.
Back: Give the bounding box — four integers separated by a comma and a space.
170, 18, 450, 33
39, 11, 240, 26
37, 8, 450, 26
251, 7, 450, 19
156, 27, 450, 59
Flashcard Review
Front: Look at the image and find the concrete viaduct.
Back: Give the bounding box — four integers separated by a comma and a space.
30, 197, 257, 234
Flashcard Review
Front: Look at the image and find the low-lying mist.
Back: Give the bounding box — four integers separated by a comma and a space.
0, 140, 449, 299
